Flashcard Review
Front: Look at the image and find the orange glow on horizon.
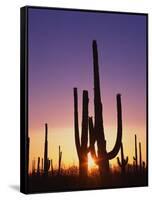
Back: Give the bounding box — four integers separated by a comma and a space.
28, 125, 147, 174
88, 153, 98, 171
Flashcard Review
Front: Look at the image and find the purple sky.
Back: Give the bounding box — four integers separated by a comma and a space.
28, 8, 147, 166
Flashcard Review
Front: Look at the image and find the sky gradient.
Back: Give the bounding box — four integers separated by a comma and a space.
28, 8, 147, 172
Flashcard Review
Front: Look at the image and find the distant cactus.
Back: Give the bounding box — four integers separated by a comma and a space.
51, 159, 54, 175
74, 88, 89, 178
58, 145, 62, 175
89, 40, 122, 175
139, 142, 142, 172
117, 143, 128, 174
44, 123, 50, 176
27, 136, 30, 175
37, 157, 40, 175
133, 134, 138, 172
142, 161, 145, 173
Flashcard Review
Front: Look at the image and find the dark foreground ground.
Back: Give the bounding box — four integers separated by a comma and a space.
28, 169, 148, 193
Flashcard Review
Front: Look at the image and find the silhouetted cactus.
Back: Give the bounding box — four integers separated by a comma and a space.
142, 161, 145, 173
51, 159, 54, 175
139, 142, 142, 172
44, 123, 50, 175
117, 143, 128, 174
27, 136, 30, 175
133, 134, 138, 172
89, 40, 122, 175
37, 157, 40, 175
58, 145, 62, 175
74, 88, 89, 178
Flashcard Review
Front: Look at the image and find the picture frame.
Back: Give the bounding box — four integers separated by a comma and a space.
20, 6, 148, 194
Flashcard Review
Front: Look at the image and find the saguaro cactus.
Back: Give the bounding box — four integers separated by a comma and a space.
133, 134, 138, 172
89, 40, 122, 175
117, 143, 128, 174
44, 123, 50, 175
51, 159, 54, 175
58, 145, 62, 175
139, 142, 142, 172
37, 157, 40, 175
27, 136, 30, 175
74, 88, 89, 178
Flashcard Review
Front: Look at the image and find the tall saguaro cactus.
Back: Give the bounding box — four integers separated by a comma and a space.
44, 123, 50, 176
139, 142, 142, 172
133, 134, 138, 172
74, 88, 89, 178
58, 145, 62, 175
89, 40, 122, 175
117, 143, 128, 174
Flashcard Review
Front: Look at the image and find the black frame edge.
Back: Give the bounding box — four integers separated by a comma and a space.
24, 5, 148, 16
20, 6, 28, 194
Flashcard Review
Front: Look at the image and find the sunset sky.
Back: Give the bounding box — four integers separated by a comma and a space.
28, 8, 147, 172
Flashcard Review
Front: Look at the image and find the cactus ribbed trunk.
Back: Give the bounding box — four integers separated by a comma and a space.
74, 88, 89, 178
91, 40, 122, 176
93, 40, 109, 174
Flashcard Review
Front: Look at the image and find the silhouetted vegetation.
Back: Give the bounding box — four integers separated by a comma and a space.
27, 40, 148, 193
117, 143, 128, 175
28, 164, 147, 193
74, 88, 89, 179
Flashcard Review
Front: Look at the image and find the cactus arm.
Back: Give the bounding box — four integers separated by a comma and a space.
123, 156, 128, 166
74, 88, 81, 159
120, 142, 124, 161
88, 117, 98, 163
117, 157, 122, 167
107, 94, 122, 160
117, 142, 128, 172
81, 90, 89, 151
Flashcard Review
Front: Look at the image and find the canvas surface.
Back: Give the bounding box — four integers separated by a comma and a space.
21, 6, 148, 193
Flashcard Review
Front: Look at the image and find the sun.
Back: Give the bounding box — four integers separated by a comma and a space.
88, 153, 97, 170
